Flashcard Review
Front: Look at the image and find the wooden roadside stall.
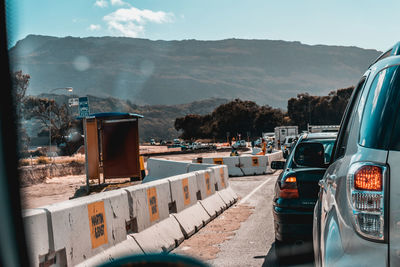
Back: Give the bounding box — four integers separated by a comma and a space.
83, 112, 143, 191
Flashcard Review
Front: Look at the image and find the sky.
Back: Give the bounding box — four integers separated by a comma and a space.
5, 0, 399, 51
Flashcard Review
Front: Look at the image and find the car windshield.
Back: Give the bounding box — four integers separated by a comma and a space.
4, 1, 396, 266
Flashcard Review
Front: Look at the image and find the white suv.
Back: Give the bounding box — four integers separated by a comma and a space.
313, 42, 400, 266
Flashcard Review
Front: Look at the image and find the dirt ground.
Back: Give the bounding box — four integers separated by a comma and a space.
20, 150, 248, 209
173, 204, 255, 261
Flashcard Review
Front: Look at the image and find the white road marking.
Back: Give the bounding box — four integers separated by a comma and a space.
239, 176, 275, 204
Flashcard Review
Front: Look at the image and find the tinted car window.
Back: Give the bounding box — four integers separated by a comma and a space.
332, 77, 366, 161
290, 139, 335, 167
359, 65, 400, 149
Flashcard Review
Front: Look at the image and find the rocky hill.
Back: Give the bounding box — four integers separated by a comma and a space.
10, 35, 380, 108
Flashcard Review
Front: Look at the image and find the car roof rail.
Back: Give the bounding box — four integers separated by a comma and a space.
369, 41, 400, 68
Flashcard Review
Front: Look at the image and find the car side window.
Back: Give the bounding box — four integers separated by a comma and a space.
359, 65, 400, 149
331, 76, 366, 161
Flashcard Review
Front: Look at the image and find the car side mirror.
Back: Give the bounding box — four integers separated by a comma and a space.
271, 161, 285, 170
293, 142, 325, 168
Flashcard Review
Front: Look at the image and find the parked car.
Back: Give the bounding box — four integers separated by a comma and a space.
313, 43, 400, 266
271, 132, 336, 259
232, 140, 247, 149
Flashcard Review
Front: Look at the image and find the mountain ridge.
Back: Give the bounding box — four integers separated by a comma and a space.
10, 35, 381, 108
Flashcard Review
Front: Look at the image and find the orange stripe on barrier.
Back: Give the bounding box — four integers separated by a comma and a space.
182, 178, 191, 206
88, 201, 108, 249
147, 187, 159, 222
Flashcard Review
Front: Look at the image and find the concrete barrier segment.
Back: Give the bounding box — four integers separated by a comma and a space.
187, 162, 215, 172
124, 179, 171, 233
217, 187, 238, 207
44, 189, 130, 266
239, 155, 268, 176
199, 193, 226, 219
146, 158, 190, 179
167, 173, 198, 213
23, 209, 50, 267
76, 236, 143, 267
224, 186, 239, 202
172, 202, 211, 238
220, 156, 243, 177
131, 215, 184, 254
208, 166, 228, 191
194, 169, 216, 201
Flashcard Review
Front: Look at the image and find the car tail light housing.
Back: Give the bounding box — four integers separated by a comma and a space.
279, 176, 299, 199
347, 162, 386, 241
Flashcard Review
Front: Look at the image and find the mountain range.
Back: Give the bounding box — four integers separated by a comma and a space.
10, 35, 381, 109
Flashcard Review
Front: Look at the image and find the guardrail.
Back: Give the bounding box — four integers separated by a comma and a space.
23, 161, 238, 266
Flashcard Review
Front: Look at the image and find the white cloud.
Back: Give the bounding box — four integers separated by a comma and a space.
110, 0, 128, 6
88, 24, 102, 31
103, 7, 174, 37
94, 0, 108, 8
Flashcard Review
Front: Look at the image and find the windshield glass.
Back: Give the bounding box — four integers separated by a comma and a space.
5, 1, 397, 266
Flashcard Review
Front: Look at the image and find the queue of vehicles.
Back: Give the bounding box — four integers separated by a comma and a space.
269, 43, 400, 266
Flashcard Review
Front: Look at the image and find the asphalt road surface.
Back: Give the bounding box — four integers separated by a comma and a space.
173, 173, 314, 267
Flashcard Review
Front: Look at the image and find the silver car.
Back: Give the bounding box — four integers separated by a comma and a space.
313, 42, 400, 266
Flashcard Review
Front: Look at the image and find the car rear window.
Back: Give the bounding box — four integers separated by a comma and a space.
359, 65, 400, 150
290, 138, 335, 167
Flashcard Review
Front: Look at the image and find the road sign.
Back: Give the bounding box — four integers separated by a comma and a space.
69, 98, 79, 107
79, 97, 90, 118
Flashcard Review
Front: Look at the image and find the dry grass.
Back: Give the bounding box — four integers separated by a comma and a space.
19, 154, 85, 167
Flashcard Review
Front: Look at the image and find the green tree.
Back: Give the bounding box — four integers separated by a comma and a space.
24, 97, 80, 155
11, 70, 31, 155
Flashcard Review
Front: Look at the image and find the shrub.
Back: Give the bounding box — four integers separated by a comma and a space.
37, 156, 50, 164
19, 160, 30, 167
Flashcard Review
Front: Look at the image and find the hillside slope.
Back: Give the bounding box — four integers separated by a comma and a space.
10, 35, 380, 108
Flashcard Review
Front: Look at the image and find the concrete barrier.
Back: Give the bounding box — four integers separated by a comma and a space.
218, 187, 239, 207
124, 179, 184, 253
131, 216, 184, 253
167, 172, 210, 237
43, 189, 130, 266
187, 162, 215, 172
76, 236, 142, 267
239, 155, 268, 176
221, 156, 244, 176
23, 209, 50, 267
195, 168, 226, 218
194, 169, 215, 201
146, 158, 190, 180
124, 179, 171, 232
192, 152, 284, 177
24, 158, 239, 266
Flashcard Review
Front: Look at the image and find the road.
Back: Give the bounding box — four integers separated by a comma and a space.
173, 173, 314, 267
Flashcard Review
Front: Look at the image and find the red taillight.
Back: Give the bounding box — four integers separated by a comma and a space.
354, 165, 382, 191
348, 163, 386, 241
279, 176, 299, 199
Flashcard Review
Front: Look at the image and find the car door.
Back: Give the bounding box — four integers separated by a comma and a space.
317, 75, 367, 264
385, 68, 400, 266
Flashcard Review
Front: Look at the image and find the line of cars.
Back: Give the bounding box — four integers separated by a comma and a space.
271, 42, 400, 266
